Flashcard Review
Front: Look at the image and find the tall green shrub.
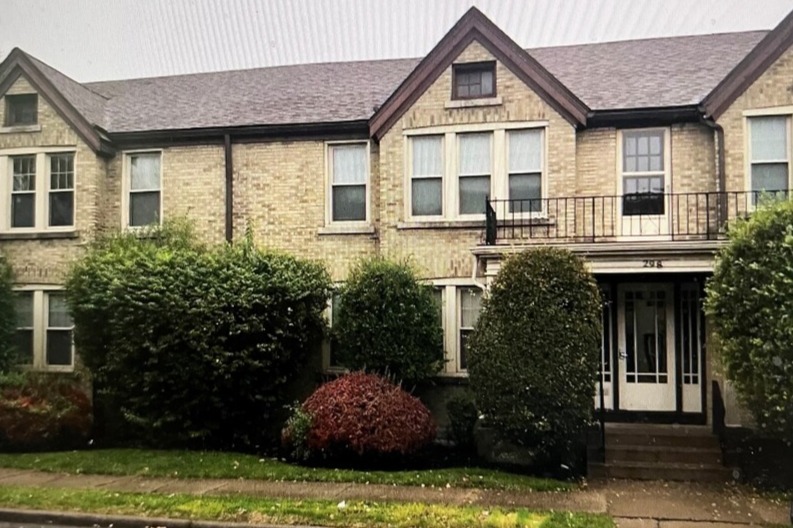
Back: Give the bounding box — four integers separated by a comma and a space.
334, 258, 443, 385
66, 222, 331, 449
705, 199, 793, 441
0, 256, 15, 374
467, 248, 601, 463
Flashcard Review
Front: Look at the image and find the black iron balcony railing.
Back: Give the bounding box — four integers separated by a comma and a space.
484, 190, 790, 245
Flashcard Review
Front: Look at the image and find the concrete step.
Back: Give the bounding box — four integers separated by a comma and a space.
605, 424, 719, 449
606, 444, 722, 465
589, 461, 734, 482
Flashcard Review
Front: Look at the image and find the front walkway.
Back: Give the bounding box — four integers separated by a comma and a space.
0, 468, 787, 526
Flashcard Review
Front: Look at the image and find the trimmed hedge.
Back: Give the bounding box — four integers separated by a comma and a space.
283, 372, 436, 461
467, 248, 601, 464
0, 373, 91, 451
706, 198, 793, 442
66, 222, 331, 450
0, 257, 15, 374
334, 258, 443, 385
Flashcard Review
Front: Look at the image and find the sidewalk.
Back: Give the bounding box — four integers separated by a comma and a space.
0, 468, 788, 527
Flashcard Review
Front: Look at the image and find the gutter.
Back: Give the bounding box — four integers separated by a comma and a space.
586, 105, 701, 129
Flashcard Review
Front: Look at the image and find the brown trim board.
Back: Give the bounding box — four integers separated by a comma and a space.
369, 6, 589, 140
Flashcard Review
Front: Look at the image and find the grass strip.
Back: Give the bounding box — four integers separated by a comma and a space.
0, 485, 612, 528
0, 449, 571, 492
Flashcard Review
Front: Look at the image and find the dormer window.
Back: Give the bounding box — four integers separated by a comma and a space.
452, 62, 496, 100
4, 94, 38, 126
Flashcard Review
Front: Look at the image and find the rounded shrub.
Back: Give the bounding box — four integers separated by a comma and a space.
0, 373, 92, 451
705, 199, 793, 441
284, 372, 436, 461
0, 257, 16, 374
467, 248, 601, 463
66, 222, 331, 450
334, 258, 443, 385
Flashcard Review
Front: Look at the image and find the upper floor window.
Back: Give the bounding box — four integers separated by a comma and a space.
407, 125, 546, 221
508, 129, 543, 213
410, 135, 443, 217
1, 150, 75, 232
4, 94, 38, 126
452, 62, 496, 100
458, 133, 491, 215
328, 143, 368, 223
749, 116, 789, 201
126, 152, 161, 227
13, 289, 74, 371
621, 129, 666, 216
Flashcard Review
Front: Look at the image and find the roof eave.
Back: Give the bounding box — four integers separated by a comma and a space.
702, 8, 793, 120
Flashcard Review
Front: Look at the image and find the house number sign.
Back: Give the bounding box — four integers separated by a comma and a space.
642, 260, 664, 268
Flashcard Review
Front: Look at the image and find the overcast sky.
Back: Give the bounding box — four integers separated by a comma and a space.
1, 0, 792, 82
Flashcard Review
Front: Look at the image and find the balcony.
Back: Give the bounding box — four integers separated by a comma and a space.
483, 191, 787, 245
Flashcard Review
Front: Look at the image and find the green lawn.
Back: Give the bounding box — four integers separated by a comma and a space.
0, 449, 571, 492
0, 486, 612, 528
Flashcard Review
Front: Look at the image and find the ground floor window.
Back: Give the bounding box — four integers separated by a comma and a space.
433, 283, 484, 374
12, 288, 74, 371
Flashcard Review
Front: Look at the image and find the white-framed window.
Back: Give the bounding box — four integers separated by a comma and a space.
410, 135, 444, 217
748, 115, 790, 202
124, 151, 162, 228
0, 148, 76, 232
13, 288, 74, 371
434, 282, 484, 375
322, 290, 346, 372
458, 133, 492, 216
327, 142, 369, 224
619, 129, 668, 216
405, 123, 546, 222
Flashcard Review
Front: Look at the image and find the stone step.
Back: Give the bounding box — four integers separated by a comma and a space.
604, 425, 719, 449
589, 461, 734, 482
606, 444, 722, 465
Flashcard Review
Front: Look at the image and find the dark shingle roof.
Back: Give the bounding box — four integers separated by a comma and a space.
28, 30, 770, 133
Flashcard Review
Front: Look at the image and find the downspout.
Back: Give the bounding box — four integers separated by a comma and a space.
224, 134, 234, 242
699, 115, 726, 232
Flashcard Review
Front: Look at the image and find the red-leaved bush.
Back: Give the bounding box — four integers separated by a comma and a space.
0, 374, 92, 451
298, 372, 436, 458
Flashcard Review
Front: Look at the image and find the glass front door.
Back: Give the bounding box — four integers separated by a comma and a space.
617, 284, 676, 411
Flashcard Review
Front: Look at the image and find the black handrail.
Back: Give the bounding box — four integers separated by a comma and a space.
484, 190, 791, 245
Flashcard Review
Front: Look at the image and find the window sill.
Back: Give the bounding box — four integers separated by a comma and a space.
444, 96, 502, 109
434, 372, 470, 385
318, 225, 376, 236
0, 124, 42, 134
0, 230, 79, 241
397, 220, 485, 230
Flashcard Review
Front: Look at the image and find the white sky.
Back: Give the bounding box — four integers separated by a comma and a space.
1, 0, 792, 82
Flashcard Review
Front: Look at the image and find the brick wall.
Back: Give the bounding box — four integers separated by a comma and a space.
0, 76, 102, 284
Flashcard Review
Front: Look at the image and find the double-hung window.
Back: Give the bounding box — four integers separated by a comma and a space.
2, 150, 76, 232
458, 287, 482, 371
11, 155, 36, 228
411, 135, 444, 217
622, 130, 666, 216
13, 289, 74, 371
458, 133, 491, 215
328, 143, 368, 223
749, 116, 789, 203
127, 152, 162, 227
508, 129, 543, 213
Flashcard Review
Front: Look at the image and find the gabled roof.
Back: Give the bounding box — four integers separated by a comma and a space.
702, 9, 793, 119
0, 48, 113, 155
369, 7, 590, 139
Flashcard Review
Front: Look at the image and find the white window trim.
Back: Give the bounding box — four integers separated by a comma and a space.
433, 280, 484, 376
322, 287, 348, 373
122, 149, 164, 229
616, 127, 671, 217
12, 285, 74, 372
0, 147, 77, 233
404, 122, 548, 223
743, 114, 792, 198
325, 141, 371, 227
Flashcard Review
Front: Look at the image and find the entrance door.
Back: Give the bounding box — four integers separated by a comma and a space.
617, 284, 676, 411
